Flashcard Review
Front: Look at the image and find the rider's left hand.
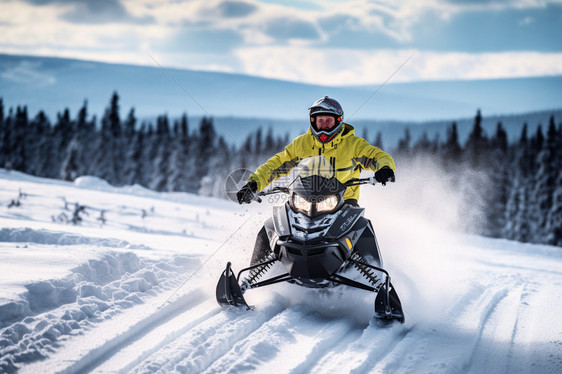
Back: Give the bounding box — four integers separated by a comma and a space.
375, 167, 395, 186
237, 180, 258, 204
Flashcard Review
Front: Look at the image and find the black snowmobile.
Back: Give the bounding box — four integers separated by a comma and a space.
217, 156, 405, 323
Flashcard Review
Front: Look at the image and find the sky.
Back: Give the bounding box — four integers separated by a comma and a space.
1, 0, 562, 86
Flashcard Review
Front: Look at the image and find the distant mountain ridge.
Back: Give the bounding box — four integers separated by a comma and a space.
1, 53, 561, 125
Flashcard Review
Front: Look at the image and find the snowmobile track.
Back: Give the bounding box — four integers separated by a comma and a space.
465, 283, 529, 374
197, 304, 412, 374
348, 324, 414, 374
127, 300, 288, 373
90, 299, 219, 373
462, 286, 510, 370
52, 288, 209, 374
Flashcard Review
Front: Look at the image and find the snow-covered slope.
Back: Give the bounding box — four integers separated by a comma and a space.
0, 169, 561, 373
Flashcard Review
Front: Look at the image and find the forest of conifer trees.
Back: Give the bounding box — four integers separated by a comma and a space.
1, 93, 561, 247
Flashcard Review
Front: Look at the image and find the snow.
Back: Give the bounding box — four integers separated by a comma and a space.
1, 169, 561, 373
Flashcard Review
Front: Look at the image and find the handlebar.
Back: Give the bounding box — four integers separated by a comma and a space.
250, 176, 394, 203
344, 175, 395, 186
250, 186, 289, 203
257, 186, 290, 197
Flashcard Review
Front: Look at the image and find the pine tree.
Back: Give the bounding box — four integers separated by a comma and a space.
9, 106, 29, 172
412, 132, 431, 157
120, 107, 137, 185
545, 115, 562, 244
0, 98, 4, 167
150, 114, 172, 191
441, 122, 461, 173
193, 117, 216, 189
361, 127, 368, 141
484, 122, 510, 237
532, 119, 558, 243
464, 109, 488, 168
264, 128, 275, 160
60, 139, 80, 181
548, 171, 562, 246
491, 122, 508, 153
25, 110, 49, 177
77, 101, 98, 177
168, 113, 195, 192
1, 107, 14, 170
126, 124, 146, 186
504, 124, 529, 241
240, 133, 253, 169
53, 108, 73, 172
95, 92, 122, 185
373, 131, 383, 149
396, 128, 411, 159
138, 123, 156, 188
531, 124, 544, 153
124, 107, 136, 141
254, 127, 262, 156
200, 136, 231, 197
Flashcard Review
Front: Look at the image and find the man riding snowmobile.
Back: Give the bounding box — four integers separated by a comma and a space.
219, 96, 404, 322
237, 96, 396, 264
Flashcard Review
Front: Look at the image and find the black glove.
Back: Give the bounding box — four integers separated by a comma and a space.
375, 167, 395, 186
237, 180, 258, 204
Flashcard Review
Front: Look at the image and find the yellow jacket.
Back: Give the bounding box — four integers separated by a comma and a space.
248, 123, 396, 201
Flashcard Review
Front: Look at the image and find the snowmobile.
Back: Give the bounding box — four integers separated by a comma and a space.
216, 156, 405, 323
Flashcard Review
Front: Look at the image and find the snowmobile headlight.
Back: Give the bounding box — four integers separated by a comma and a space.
316, 195, 338, 212
292, 194, 312, 213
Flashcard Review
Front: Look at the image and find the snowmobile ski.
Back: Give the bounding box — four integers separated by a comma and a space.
216, 262, 252, 310
374, 282, 405, 323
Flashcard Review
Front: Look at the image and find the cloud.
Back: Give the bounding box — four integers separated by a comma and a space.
263, 17, 320, 40
235, 46, 562, 85
254, 0, 323, 11
216, 1, 257, 18
23, 0, 155, 24
5, 0, 562, 85
317, 14, 400, 49
166, 27, 245, 53
444, 0, 502, 3
187, 1, 320, 43
406, 4, 562, 53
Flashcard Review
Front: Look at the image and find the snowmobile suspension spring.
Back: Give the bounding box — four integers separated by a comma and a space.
350, 252, 380, 288
245, 252, 277, 286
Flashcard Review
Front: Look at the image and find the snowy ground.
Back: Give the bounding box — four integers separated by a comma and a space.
0, 169, 561, 373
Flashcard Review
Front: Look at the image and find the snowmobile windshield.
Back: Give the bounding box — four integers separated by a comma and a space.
288, 156, 346, 216
291, 156, 335, 180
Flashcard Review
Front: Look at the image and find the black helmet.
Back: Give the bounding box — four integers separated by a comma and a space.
308, 96, 344, 143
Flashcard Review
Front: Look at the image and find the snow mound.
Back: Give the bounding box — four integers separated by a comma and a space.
0, 252, 198, 372
73, 176, 153, 196
0, 227, 145, 248
73, 176, 114, 191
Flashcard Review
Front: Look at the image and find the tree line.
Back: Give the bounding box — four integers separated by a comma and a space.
393, 109, 562, 247
0, 93, 288, 196
1, 93, 560, 247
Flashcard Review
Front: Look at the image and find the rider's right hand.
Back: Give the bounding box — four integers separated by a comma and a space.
375, 166, 395, 186
237, 180, 258, 204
